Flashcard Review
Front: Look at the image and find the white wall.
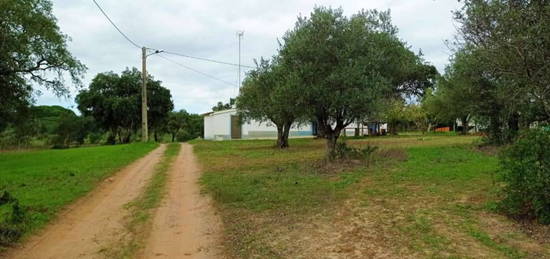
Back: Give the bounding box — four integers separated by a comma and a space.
242, 120, 312, 138
203, 109, 313, 140
203, 109, 236, 140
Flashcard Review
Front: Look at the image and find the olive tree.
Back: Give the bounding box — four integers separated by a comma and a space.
279, 7, 435, 159
455, 0, 550, 124
237, 58, 305, 148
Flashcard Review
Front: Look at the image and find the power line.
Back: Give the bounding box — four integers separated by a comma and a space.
156, 55, 237, 87
92, 0, 255, 69
92, 0, 141, 48
162, 50, 255, 69
91, 0, 256, 78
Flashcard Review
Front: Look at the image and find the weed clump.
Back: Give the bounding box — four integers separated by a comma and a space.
333, 142, 378, 162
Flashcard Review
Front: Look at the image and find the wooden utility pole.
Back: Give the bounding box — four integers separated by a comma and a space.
141, 47, 148, 142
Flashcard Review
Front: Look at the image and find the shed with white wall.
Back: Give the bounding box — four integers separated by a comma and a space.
203, 108, 314, 140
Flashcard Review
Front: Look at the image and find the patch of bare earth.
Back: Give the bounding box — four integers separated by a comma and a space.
140, 143, 223, 258
4, 145, 166, 259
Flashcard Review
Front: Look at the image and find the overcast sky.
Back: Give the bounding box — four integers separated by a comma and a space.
37, 0, 463, 114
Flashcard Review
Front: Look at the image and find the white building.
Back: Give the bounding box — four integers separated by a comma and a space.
342, 121, 388, 136
202, 108, 314, 140
203, 108, 388, 140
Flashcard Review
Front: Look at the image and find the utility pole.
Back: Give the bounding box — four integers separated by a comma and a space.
142, 47, 148, 142
141, 47, 163, 142
237, 31, 244, 94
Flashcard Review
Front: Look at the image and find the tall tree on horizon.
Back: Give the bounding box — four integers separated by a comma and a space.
76, 68, 173, 144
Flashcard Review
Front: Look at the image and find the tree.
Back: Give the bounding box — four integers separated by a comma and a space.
178, 113, 203, 141
237, 58, 305, 148
51, 112, 94, 148
382, 99, 407, 135
406, 104, 433, 133
30, 105, 75, 134
166, 110, 203, 142
76, 68, 173, 143
453, 0, 550, 141
0, 0, 86, 129
432, 46, 518, 143
427, 53, 481, 134
166, 110, 188, 142
212, 98, 235, 112
279, 7, 435, 159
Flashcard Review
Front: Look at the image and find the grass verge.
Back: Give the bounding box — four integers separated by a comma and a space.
102, 143, 180, 258
192, 136, 549, 258
0, 142, 158, 247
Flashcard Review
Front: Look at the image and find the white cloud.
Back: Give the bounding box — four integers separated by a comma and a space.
40, 0, 463, 114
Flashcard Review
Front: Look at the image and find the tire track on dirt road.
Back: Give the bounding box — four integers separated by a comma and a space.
140, 143, 223, 258
5, 144, 166, 259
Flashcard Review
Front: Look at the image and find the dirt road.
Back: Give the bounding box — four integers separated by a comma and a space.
6, 145, 166, 259
141, 143, 223, 258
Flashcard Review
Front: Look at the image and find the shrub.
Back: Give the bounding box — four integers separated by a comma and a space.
333, 142, 378, 162
0, 191, 26, 245
498, 128, 550, 224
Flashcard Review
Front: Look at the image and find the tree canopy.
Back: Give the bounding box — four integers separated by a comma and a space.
278, 7, 436, 158
76, 68, 173, 143
237, 58, 305, 148
455, 0, 550, 121
212, 98, 235, 112
0, 0, 86, 130
428, 0, 550, 143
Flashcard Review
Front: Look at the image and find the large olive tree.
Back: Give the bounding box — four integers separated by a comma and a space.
279, 7, 435, 159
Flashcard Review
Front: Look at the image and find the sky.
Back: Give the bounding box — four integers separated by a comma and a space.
37, 0, 463, 114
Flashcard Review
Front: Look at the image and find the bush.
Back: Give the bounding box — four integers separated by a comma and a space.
0, 191, 26, 245
333, 142, 378, 162
498, 128, 550, 224
176, 130, 195, 142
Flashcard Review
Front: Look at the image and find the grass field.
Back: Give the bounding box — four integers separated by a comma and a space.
0, 142, 158, 246
191, 135, 549, 258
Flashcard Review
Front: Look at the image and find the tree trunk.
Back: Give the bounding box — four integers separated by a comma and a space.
171, 132, 176, 142
461, 117, 469, 135
281, 122, 291, 148
325, 132, 339, 160
117, 129, 123, 144
506, 112, 520, 142
276, 124, 290, 149
390, 122, 398, 135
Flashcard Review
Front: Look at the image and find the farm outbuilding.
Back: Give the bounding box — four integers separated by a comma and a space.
202, 108, 314, 140
203, 108, 389, 140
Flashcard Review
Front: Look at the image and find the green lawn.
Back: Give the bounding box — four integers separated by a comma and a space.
0, 142, 158, 245
191, 136, 549, 258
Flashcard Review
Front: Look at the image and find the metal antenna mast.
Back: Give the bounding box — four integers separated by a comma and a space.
237, 31, 244, 95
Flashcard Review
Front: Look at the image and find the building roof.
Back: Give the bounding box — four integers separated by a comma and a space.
201, 108, 237, 117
